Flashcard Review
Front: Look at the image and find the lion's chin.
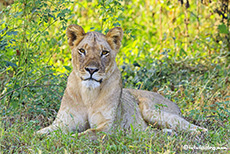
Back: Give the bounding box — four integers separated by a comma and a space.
81, 80, 100, 89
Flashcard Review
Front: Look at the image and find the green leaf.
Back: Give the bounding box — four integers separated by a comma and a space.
113, 22, 120, 26
179, 48, 187, 56
218, 24, 228, 34
6, 31, 18, 35
64, 66, 71, 71
14, 11, 23, 17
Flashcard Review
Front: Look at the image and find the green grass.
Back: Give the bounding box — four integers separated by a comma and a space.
1, 117, 229, 153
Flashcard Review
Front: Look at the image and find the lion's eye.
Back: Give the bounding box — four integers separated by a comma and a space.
78, 48, 86, 55
101, 50, 109, 56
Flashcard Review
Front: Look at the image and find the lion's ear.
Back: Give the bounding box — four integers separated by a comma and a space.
106, 27, 123, 51
66, 24, 85, 48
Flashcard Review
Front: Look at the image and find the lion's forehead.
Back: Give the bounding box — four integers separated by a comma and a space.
77, 32, 111, 51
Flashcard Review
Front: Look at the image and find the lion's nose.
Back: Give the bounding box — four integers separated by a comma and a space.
85, 67, 99, 75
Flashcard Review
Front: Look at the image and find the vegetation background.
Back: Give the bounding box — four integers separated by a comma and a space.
0, 0, 229, 153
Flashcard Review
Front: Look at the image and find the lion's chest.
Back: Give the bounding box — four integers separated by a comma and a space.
80, 82, 100, 106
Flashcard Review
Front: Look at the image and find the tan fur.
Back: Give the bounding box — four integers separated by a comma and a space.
37, 25, 207, 137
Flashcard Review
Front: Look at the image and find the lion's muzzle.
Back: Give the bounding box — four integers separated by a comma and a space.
80, 66, 103, 85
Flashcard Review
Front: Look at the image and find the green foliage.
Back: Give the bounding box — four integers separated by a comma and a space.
218, 24, 228, 34
0, 0, 229, 153
0, 0, 73, 108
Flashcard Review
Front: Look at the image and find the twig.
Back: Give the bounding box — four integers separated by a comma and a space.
28, 84, 64, 88
51, 88, 63, 100
0, 73, 53, 101
30, 19, 58, 44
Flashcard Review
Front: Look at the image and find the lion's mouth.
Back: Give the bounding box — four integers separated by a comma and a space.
80, 77, 102, 83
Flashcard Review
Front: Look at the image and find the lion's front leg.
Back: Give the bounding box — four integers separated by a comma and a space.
36, 124, 58, 135
36, 108, 89, 135
74, 103, 118, 139
76, 122, 109, 139
71, 116, 112, 140
36, 91, 89, 135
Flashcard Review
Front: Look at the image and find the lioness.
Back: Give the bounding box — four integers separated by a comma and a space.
37, 25, 207, 137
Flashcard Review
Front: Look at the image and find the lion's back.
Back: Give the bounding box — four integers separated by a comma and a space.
123, 88, 182, 116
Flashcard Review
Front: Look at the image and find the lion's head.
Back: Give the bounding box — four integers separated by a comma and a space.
66, 25, 123, 88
